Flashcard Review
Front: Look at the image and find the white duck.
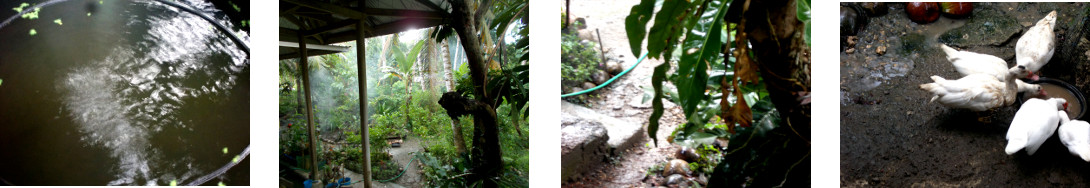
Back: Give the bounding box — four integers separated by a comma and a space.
1016, 10, 1058, 81
940, 44, 1047, 97
1058, 114, 1090, 161
919, 67, 1028, 111
1006, 98, 1067, 155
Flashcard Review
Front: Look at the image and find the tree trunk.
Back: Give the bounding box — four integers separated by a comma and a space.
379, 34, 396, 68
449, 0, 502, 186
443, 38, 468, 154
436, 92, 498, 187
710, 0, 810, 187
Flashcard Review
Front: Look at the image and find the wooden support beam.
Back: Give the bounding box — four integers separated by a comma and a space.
298, 31, 319, 180
303, 19, 358, 37
322, 18, 445, 45
282, 14, 308, 31
279, 50, 343, 60
357, 1, 373, 187
413, 0, 448, 13
366, 8, 447, 19
279, 41, 351, 52
283, 0, 447, 20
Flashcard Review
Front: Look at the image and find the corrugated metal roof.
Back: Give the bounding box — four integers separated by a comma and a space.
279, 0, 450, 59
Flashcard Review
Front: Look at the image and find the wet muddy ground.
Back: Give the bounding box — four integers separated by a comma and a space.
841, 2, 1090, 186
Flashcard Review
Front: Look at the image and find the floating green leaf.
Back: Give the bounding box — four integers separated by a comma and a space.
170, 179, 177, 186
13, 3, 28, 13
54, 18, 61, 25
232, 155, 240, 163
20, 7, 40, 20
218, 181, 225, 186
1, 78, 4, 86
87, 12, 91, 16
28, 29, 36, 36
222, 147, 228, 154
230, 1, 240, 12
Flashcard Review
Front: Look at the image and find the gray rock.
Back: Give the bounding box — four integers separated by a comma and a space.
859, 2, 887, 16
560, 115, 609, 182
575, 17, 588, 30
696, 173, 708, 186
665, 174, 685, 185
578, 30, 597, 42
592, 70, 611, 85
605, 61, 624, 75
939, 9, 1021, 46
560, 100, 647, 182
676, 147, 701, 162
562, 101, 646, 149
663, 159, 691, 176
582, 82, 597, 91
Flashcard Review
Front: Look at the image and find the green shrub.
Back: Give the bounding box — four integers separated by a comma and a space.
560, 33, 599, 87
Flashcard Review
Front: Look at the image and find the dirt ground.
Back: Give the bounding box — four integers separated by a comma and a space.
561, 0, 690, 187
841, 2, 1090, 187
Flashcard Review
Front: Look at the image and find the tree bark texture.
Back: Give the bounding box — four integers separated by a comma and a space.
437, 92, 500, 187
448, 0, 502, 186
711, 0, 810, 187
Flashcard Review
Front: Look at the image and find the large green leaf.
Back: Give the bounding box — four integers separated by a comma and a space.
796, 0, 810, 46
491, 2, 526, 40
404, 39, 427, 73
646, 0, 691, 61
624, 0, 656, 58
675, 0, 727, 123
647, 62, 671, 146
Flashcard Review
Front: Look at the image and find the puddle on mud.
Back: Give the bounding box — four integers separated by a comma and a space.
841, 11, 969, 106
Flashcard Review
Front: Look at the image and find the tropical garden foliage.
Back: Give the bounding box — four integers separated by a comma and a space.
278, 0, 529, 186
625, 0, 810, 186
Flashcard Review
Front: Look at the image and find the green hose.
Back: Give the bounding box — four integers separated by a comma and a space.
372, 153, 419, 183
561, 52, 649, 98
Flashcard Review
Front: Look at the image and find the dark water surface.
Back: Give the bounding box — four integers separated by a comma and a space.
0, 0, 248, 185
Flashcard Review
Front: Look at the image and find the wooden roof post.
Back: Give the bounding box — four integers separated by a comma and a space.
357, 1, 373, 187
298, 32, 319, 181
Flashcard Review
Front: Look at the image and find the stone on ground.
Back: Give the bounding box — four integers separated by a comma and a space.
560, 100, 647, 182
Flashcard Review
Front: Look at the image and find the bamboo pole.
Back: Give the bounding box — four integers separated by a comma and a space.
356, 7, 374, 188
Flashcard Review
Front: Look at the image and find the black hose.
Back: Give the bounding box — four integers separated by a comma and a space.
186, 145, 251, 186
150, 0, 249, 54
0, 0, 67, 29
0, 0, 249, 55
